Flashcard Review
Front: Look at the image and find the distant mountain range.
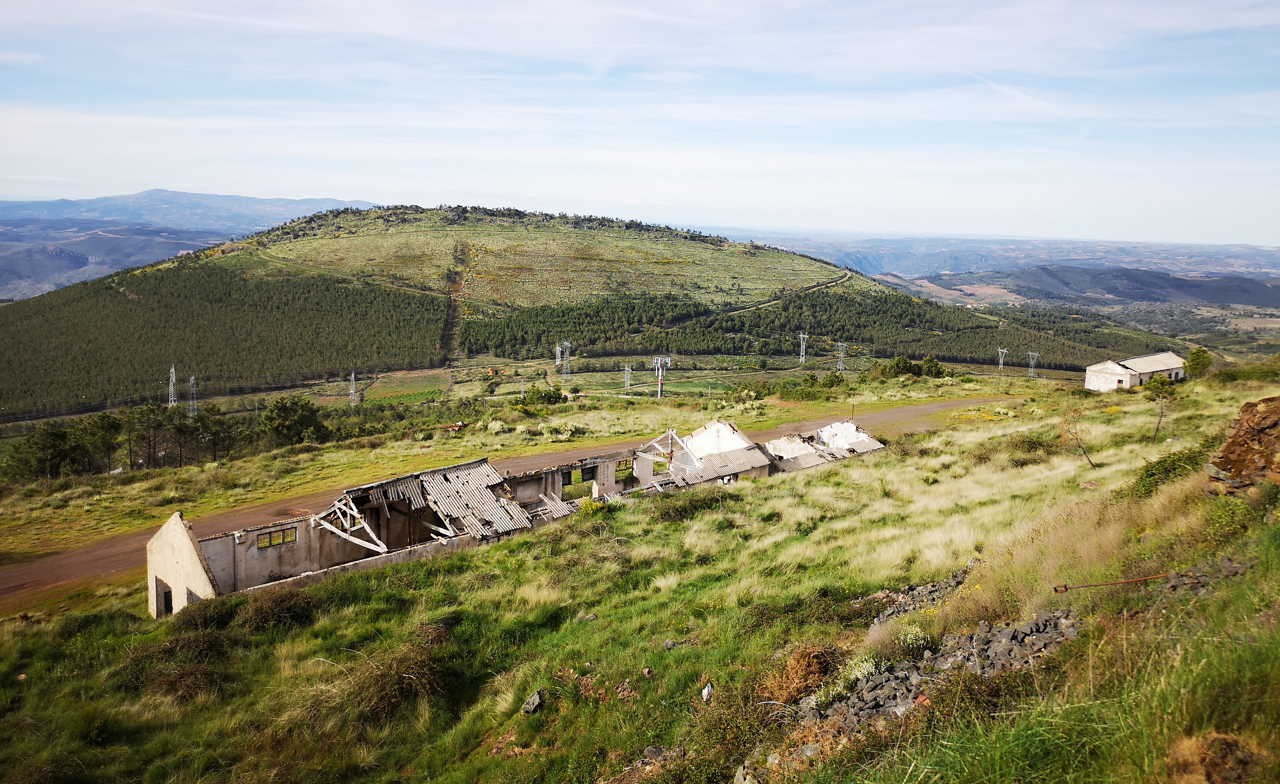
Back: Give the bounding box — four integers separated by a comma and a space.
713, 229, 1280, 278
878, 265, 1280, 308
0, 189, 374, 234
0, 190, 373, 299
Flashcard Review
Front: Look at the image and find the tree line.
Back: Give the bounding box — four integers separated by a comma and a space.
459, 288, 1180, 370
0, 261, 449, 420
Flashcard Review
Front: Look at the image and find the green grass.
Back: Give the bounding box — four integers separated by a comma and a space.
2, 375, 1276, 782
4, 379, 977, 561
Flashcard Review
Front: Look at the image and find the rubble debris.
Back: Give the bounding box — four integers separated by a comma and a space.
865, 565, 972, 626
1210, 396, 1280, 492
597, 746, 686, 784
737, 610, 1077, 783
521, 688, 545, 715
1159, 556, 1252, 597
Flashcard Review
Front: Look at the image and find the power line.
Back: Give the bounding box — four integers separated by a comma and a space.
188, 375, 197, 417
997, 347, 1008, 374
798, 332, 808, 365
1027, 351, 1040, 378
167, 365, 177, 408
558, 340, 573, 376
624, 364, 632, 389
836, 342, 847, 372
653, 355, 672, 398
349, 370, 361, 406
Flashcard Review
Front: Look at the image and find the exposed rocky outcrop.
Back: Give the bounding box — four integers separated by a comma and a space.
1210, 396, 1280, 491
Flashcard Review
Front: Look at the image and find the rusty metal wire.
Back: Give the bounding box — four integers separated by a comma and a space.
1052, 573, 1172, 593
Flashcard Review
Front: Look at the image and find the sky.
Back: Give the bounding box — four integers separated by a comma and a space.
1, 1, 1279, 244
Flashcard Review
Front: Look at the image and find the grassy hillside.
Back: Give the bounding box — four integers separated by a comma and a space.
0, 206, 1179, 419
2, 374, 1276, 783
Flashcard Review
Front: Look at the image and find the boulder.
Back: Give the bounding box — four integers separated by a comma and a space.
1211, 396, 1280, 491
521, 688, 545, 715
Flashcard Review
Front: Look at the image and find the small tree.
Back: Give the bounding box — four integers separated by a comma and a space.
1145, 374, 1177, 437
1185, 347, 1212, 378
1060, 411, 1097, 469
260, 395, 327, 447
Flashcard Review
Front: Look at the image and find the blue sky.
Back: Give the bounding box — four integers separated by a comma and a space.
1, 1, 1278, 244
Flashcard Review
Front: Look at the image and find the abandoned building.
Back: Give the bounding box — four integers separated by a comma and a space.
147, 419, 882, 618
634, 421, 773, 489
764, 421, 884, 472
1084, 351, 1185, 393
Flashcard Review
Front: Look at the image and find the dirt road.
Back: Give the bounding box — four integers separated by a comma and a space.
0, 396, 1003, 605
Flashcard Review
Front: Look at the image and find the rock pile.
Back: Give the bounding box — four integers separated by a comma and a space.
806, 610, 1076, 728
737, 611, 1077, 784
1210, 396, 1280, 491
598, 746, 686, 784
1159, 556, 1251, 597
867, 566, 971, 626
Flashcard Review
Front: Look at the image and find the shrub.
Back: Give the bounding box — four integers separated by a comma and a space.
234, 588, 317, 633
343, 623, 451, 721
757, 644, 841, 704
115, 628, 238, 697
651, 488, 740, 523
865, 620, 937, 661
1204, 496, 1261, 546
51, 610, 141, 642
1129, 442, 1213, 498
170, 595, 246, 633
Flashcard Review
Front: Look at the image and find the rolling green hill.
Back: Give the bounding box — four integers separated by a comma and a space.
0, 206, 1179, 419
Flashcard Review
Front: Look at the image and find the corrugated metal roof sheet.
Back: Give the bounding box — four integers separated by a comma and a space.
1118, 351, 1184, 373
418, 461, 531, 540
677, 445, 772, 484
342, 458, 531, 542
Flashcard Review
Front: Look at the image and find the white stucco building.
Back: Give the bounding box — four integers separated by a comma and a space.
1084, 351, 1185, 393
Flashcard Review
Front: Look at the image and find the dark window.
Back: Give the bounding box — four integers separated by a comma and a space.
257, 527, 298, 550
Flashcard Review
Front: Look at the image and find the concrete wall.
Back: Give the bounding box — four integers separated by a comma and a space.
147, 513, 219, 618
199, 518, 372, 593
1085, 367, 1135, 392
509, 470, 563, 504
197, 505, 451, 594
242, 534, 481, 592
1086, 366, 1185, 392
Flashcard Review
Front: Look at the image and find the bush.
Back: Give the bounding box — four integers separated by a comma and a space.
342, 623, 451, 721
1129, 442, 1213, 498
171, 595, 246, 633
1204, 496, 1262, 546
234, 588, 317, 633
51, 610, 141, 642
651, 488, 740, 522
115, 628, 238, 697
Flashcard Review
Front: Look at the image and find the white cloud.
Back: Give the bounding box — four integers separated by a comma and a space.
1, 1, 1278, 243
0, 50, 42, 65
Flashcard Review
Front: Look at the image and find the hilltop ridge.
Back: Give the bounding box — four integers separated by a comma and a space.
0, 205, 1179, 419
